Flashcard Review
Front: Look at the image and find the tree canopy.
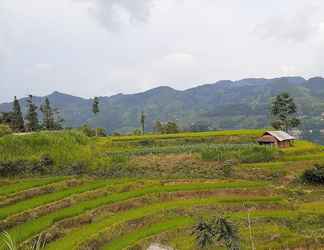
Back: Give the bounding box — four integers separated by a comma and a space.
271, 93, 300, 131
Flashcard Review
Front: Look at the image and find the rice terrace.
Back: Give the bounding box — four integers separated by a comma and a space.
1, 1, 324, 249
1, 128, 324, 249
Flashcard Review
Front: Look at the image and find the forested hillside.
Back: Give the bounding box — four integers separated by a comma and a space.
1, 77, 324, 134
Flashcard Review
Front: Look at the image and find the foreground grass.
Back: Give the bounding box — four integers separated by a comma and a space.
9, 180, 267, 243
46, 195, 282, 250
102, 200, 324, 250
103, 217, 194, 250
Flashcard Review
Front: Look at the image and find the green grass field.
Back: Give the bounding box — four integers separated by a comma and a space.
1, 129, 324, 249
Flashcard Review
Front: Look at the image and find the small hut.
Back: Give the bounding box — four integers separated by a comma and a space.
257, 131, 295, 148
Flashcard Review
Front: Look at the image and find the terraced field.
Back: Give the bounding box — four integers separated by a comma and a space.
1, 130, 324, 249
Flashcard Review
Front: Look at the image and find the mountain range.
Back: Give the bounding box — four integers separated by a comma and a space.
1, 76, 324, 134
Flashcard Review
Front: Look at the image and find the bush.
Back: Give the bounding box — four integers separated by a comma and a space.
96, 128, 107, 137
0, 124, 12, 137
238, 146, 279, 163
79, 124, 96, 137
302, 164, 324, 184
133, 129, 142, 135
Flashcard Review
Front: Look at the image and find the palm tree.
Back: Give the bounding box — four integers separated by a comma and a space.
214, 217, 240, 250
192, 219, 215, 248
192, 216, 240, 250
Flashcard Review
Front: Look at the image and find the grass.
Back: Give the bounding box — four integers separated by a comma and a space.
0, 129, 264, 176
0, 177, 67, 197
0, 180, 111, 220
2, 129, 324, 249
102, 217, 194, 250
0, 124, 12, 137
45, 195, 282, 250
111, 129, 263, 142
8, 180, 268, 243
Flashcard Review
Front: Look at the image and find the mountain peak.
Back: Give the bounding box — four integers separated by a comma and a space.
49, 91, 72, 97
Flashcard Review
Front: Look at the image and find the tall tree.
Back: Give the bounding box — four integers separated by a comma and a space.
40, 97, 55, 130
92, 97, 100, 136
25, 95, 39, 132
140, 111, 145, 135
11, 96, 24, 132
271, 93, 300, 132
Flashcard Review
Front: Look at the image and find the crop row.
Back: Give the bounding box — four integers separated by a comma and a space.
1, 180, 268, 246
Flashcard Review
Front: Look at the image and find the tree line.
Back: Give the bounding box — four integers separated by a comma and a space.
0, 95, 63, 132
1, 92, 300, 135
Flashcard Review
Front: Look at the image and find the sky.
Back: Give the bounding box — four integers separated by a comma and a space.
0, 0, 324, 102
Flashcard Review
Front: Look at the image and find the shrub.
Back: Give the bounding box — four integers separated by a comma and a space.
238, 146, 279, 163
96, 128, 107, 137
0, 124, 12, 137
302, 164, 324, 184
222, 160, 235, 177
133, 129, 142, 135
0, 161, 29, 177
79, 124, 96, 137
32, 154, 54, 174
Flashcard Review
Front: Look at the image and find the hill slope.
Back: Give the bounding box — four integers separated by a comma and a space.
1, 77, 324, 133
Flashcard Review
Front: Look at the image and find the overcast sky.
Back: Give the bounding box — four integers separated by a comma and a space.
1, 0, 324, 102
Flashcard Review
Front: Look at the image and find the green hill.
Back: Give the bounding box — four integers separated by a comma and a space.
1, 77, 324, 135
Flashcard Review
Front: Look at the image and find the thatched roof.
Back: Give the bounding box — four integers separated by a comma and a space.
260, 131, 295, 142
257, 135, 277, 143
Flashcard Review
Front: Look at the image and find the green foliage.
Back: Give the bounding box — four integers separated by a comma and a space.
96, 128, 107, 137
132, 129, 142, 136
192, 219, 214, 248
25, 95, 39, 132
0, 231, 46, 250
238, 146, 280, 163
0, 125, 12, 137
223, 160, 235, 177
192, 216, 240, 250
0, 131, 95, 176
271, 93, 300, 131
79, 124, 96, 137
154, 121, 179, 134
0, 231, 16, 250
302, 164, 324, 184
40, 98, 55, 130
92, 97, 100, 115
80, 125, 106, 137
11, 96, 24, 132
140, 111, 145, 135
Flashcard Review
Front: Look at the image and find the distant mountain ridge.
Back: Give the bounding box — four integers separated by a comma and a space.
1, 76, 324, 133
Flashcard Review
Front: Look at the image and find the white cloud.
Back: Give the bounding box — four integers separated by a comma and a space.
77, 0, 154, 31
255, 5, 322, 43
